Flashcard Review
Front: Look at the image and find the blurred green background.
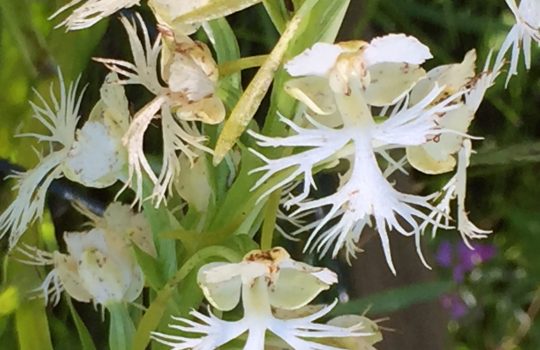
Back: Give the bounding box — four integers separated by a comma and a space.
1, 0, 539, 349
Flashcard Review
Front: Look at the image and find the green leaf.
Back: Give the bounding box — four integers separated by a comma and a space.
205, 18, 243, 109
330, 281, 454, 316
15, 299, 54, 350
0, 286, 19, 317
212, 0, 320, 165
142, 200, 178, 281
108, 304, 135, 350
67, 299, 97, 350
223, 234, 260, 254
472, 142, 540, 166
208, 143, 264, 232
263, 0, 291, 33
262, 0, 350, 136
3, 213, 54, 350
132, 245, 166, 291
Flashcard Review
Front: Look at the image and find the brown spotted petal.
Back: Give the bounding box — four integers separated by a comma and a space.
410, 49, 476, 106
52, 252, 93, 303
64, 228, 144, 305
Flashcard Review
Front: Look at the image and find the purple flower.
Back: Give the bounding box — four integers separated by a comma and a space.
441, 294, 468, 319
457, 241, 497, 272
435, 240, 497, 282
435, 241, 453, 268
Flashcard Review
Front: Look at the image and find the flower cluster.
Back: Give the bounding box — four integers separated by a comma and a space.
0, 0, 537, 349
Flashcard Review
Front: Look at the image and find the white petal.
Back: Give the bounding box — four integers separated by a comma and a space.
53, 252, 92, 303
168, 53, 216, 101
326, 315, 382, 348
64, 228, 109, 260
62, 121, 125, 188
148, 0, 209, 34
269, 265, 335, 310
101, 203, 156, 257
519, 0, 540, 26
285, 43, 344, 77
406, 145, 456, 175
176, 95, 226, 124
0, 152, 65, 248
284, 76, 336, 115
152, 310, 247, 349
410, 49, 476, 105
197, 262, 243, 311
89, 72, 130, 135
77, 248, 134, 305
364, 62, 426, 106
363, 34, 432, 67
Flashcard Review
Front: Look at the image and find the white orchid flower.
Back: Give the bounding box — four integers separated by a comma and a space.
495, 0, 540, 85
0, 73, 128, 248
413, 54, 502, 247
76, 201, 156, 257
152, 247, 369, 349
96, 14, 224, 206
50, 0, 140, 30
16, 202, 152, 307
250, 34, 463, 273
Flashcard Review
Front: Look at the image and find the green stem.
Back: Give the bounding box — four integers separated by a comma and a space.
133, 246, 242, 350
218, 54, 269, 76
260, 190, 282, 250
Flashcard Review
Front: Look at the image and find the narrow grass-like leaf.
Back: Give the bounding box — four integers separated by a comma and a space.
263, 0, 290, 33
108, 304, 135, 350
132, 245, 166, 291
15, 299, 53, 350
330, 281, 453, 316
67, 299, 97, 350
472, 142, 540, 166
212, 0, 319, 165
